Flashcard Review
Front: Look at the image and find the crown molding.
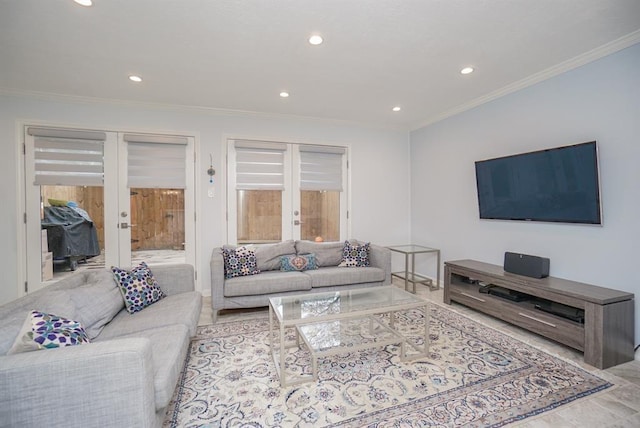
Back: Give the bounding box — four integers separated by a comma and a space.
410, 30, 640, 131
0, 87, 406, 132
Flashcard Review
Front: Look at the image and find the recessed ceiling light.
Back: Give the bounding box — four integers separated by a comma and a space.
74, 0, 92, 6
279, 91, 289, 98
460, 67, 474, 75
308, 35, 323, 45
392, 106, 401, 112
128, 75, 143, 83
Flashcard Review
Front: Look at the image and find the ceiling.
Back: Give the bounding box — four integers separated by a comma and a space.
1, 1, 639, 131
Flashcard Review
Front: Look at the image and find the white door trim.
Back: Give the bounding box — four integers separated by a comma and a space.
18, 121, 198, 294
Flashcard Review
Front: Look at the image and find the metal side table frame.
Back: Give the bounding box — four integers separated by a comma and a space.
388, 244, 441, 293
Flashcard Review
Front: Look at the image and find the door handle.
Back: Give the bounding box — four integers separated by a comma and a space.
294, 220, 304, 225
119, 223, 137, 229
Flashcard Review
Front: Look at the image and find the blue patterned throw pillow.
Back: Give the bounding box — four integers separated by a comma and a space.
280, 254, 319, 272
338, 241, 371, 267
222, 246, 260, 279
8, 310, 90, 354
111, 262, 166, 314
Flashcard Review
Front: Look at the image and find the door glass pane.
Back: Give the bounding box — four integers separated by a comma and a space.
300, 190, 340, 242
40, 185, 104, 280
237, 190, 282, 244
130, 188, 185, 264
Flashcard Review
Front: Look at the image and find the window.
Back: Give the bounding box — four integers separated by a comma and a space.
30, 127, 105, 186
233, 141, 286, 243
227, 140, 347, 244
124, 133, 188, 188
299, 145, 345, 242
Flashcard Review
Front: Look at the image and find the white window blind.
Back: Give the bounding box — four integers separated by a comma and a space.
124, 134, 188, 189
28, 127, 106, 186
234, 140, 287, 190
299, 145, 345, 191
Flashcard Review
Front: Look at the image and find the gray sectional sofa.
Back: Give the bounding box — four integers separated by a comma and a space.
0, 264, 201, 428
210, 239, 391, 321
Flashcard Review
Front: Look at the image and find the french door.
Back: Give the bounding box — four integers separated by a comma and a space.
227, 139, 348, 245
23, 126, 194, 293
115, 133, 194, 268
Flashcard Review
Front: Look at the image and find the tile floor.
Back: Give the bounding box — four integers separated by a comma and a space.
46, 249, 185, 282
197, 280, 640, 428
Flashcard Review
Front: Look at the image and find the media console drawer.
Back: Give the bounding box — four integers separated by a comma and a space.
448, 283, 585, 351
444, 259, 634, 369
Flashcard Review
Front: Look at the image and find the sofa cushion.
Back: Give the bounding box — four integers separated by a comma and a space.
39, 290, 77, 320
338, 241, 371, 267
222, 246, 260, 279
7, 310, 90, 354
303, 266, 385, 288
254, 240, 296, 271
295, 240, 345, 267
148, 263, 196, 296
97, 291, 202, 340
224, 270, 311, 297
114, 324, 190, 411
71, 269, 124, 340
280, 254, 318, 272
111, 262, 166, 314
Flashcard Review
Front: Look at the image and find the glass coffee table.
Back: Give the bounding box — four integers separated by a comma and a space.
269, 286, 429, 387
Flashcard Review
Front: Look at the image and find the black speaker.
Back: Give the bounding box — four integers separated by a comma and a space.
504, 252, 550, 278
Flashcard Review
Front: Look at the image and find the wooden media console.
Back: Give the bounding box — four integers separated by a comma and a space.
444, 259, 635, 369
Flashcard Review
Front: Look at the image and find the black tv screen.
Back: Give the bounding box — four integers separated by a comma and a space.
475, 141, 602, 224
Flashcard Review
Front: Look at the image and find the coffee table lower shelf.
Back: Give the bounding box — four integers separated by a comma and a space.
269, 311, 429, 387
297, 316, 405, 383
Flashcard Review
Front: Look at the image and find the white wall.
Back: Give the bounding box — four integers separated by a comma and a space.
410, 43, 640, 345
0, 96, 411, 305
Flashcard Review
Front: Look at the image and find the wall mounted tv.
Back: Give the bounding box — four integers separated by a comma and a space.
475, 141, 602, 225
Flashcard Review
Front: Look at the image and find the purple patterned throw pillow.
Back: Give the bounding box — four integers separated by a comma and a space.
338, 241, 371, 267
111, 262, 165, 314
8, 310, 90, 354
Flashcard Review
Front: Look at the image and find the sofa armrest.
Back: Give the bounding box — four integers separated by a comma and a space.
210, 247, 226, 317
0, 338, 157, 428
369, 243, 392, 285
151, 263, 195, 295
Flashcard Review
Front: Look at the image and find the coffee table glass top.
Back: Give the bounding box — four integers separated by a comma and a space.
270, 286, 424, 323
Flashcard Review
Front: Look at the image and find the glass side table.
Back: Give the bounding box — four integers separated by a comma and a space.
387, 244, 441, 293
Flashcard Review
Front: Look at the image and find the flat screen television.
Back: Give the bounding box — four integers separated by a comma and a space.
475, 141, 602, 224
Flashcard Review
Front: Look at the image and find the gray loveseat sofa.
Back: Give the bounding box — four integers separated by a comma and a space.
0, 264, 201, 428
210, 240, 391, 321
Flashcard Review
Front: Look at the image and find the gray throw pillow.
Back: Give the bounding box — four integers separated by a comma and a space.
35, 289, 77, 320
71, 269, 125, 339
295, 240, 346, 267
254, 240, 296, 271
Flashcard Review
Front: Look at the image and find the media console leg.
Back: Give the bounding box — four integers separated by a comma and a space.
584, 299, 634, 369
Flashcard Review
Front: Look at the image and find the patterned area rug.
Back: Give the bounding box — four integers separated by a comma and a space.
164, 305, 611, 427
